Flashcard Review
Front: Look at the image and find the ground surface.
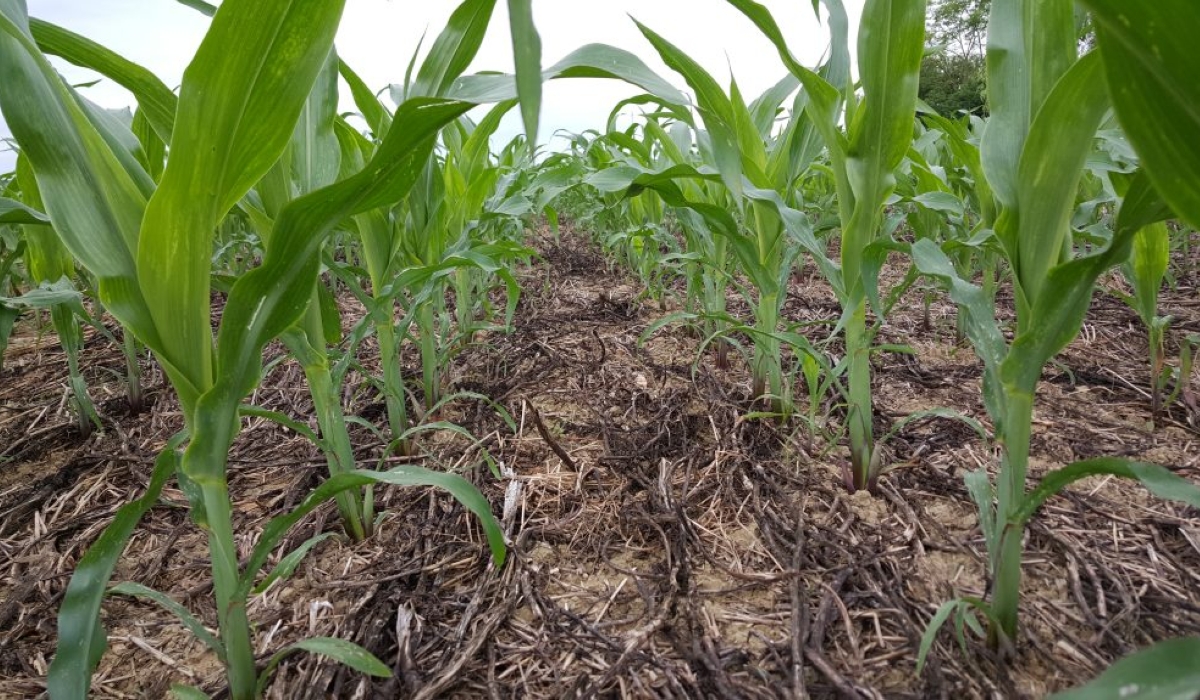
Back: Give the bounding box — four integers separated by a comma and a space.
2, 224, 1199, 699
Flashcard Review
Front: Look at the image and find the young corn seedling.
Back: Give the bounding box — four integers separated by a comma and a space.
725, 0, 926, 491
0, 1, 519, 696
913, 0, 1200, 656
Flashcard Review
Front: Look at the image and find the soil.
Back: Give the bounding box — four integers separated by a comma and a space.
2, 222, 1199, 699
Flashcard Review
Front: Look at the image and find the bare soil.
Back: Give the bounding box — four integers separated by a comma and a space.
2, 222, 1199, 699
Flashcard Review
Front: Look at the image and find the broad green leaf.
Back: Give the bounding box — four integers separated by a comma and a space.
507, 0, 542, 151
137, 0, 348, 400
720, 0, 846, 161
339, 59, 391, 137
1081, 0, 1200, 230
252, 533, 335, 595
1049, 637, 1200, 700
412, 0, 496, 98
175, 0, 217, 17
981, 0, 1078, 212
29, 18, 177, 142
169, 685, 210, 700
1016, 458, 1200, 528
911, 238, 1007, 422
0, 304, 20, 368
448, 43, 688, 119
257, 636, 391, 696
1011, 51, 1109, 306
633, 19, 744, 202
183, 98, 473, 485
1003, 171, 1170, 392
0, 3, 153, 325
1124, 221, 1170, 325
0, 196, 48, 224
48, 432, 186, 700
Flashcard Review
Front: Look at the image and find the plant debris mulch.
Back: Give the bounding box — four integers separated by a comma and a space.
2, 222, 1199, 699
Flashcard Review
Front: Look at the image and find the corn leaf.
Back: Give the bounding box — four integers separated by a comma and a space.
0, 196, 48, 224
1016, 459, 1200, 528
1003, 171, 1171, 392
339, 59, 392, 137
257, 636, 391, 697
238, 465, 505, 600
507, 0, 542, 150
633, 19, 744, 202
1048, 637, 1200, 700
1081, 0, 1200, 229
48, 433, 187, 700
107, 583, 225, 662
137, 0, 348, 399
29, 18, 177, 142
448, 43, 687, 110
1010, 51, 1108, 306
412, 0, 497, 98
183, 98, 474, 486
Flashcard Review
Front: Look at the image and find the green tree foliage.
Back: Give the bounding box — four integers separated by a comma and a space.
920, 51, 986, 116
919, 0, 987, 116
918, 0, 1093, 117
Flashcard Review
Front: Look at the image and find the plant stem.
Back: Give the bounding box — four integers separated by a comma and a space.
304, 361, 367, 541
991, 386, 1034, 646
419, 300, 439, 411
846, 295, 875, 491
375, 312, 410, 453
200, 479, 257, 700
122, 329, 144, 413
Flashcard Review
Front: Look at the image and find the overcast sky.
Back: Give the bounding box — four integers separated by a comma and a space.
1, 0, 863, 172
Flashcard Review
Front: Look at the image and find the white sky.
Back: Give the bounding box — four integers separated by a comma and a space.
0, 0, 863, 172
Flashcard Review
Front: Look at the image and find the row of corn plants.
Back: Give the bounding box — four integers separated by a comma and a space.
0, 0, 561, 695
3, 0, 1200, 696
537, 0, 1200, 693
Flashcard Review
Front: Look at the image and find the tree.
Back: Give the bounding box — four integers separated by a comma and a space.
920, 52, 987, 116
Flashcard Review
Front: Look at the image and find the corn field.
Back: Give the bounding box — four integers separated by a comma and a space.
1, 0, 1199, 697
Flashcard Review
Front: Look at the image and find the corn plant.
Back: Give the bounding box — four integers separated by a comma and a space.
1039, 0, 1200, 691
0, 1, 520, 696
912, 0, 1200, 655
721, 0, 927, 492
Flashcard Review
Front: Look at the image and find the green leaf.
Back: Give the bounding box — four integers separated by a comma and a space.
257, 636, 391, 696
137, 0, 348, 402
1016, 458, 1200, 528
237, 465, 505, 601
632, 18, 744, 202
1049, 637, 1200, 700
1003, 171, 1171, 392
107, 582, 225, 662
981, 0, 1078, 214
175, 0, 217, 17
448, 43, 687, 109
182, 98, 474, 489
1010, 51, 1109, 306
1081, 0, 1200, 230
0, 196, 48, 224
0, 304, 20, 371
252, 533, 336, 595
29, 18, 177, 142
412, 0, 497, 98
0, 2, 171, 386
507, 0, 542, 151
169, 685, 211, 700
339, 59, 391, 137
48, 432, 186, 700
